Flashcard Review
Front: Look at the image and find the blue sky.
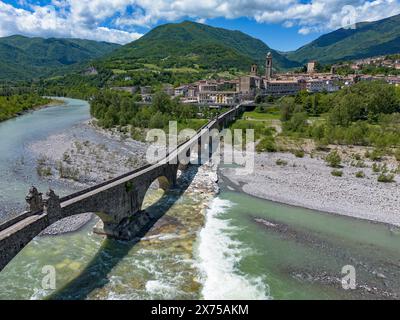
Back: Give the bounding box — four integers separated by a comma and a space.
1, 0, 399, 51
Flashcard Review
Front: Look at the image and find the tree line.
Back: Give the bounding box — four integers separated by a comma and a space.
89, 90, 218, 135
279, 81, 400, 148
0, 94, 51, 122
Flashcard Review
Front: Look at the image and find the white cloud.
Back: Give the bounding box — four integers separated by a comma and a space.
299, 27, 311, 35
196, 18, 207, 24
0, 0, 400, 43
0, 0, 142, 43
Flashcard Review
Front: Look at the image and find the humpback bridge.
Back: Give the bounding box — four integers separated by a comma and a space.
0, 104, 246, 272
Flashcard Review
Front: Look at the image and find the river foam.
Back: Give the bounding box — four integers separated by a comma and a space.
197, 197, 270, 300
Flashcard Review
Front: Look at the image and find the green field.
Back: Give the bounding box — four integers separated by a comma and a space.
177, 119, 208, 131
242, 111, 281, 121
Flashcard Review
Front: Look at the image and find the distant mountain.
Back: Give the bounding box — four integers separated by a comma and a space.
0, 35, 120, 80
104, 21, 299, 72
287, 14, 400, 64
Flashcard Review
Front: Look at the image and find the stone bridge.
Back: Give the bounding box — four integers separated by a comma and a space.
0, 104, 247, 272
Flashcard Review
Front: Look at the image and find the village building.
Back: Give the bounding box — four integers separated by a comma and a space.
171, 52, 400, 105
174, 85, 188, 97
264, 79, 303, 96
306, 79, 339, 93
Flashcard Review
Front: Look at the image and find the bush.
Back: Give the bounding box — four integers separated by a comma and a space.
256, 137, 277, 153
372, 163, 388, 173
283, 112, 308, 133
325, 151, 341, 168
56, 162, 80, 181
377, 173, 395, 183
351, 160, 366, 168
37, 165, 52, 177
355, 171, 365, 178
276, 159, 288, 166
368, 149, 384, 161
331, 169, 343, 177
395, 149, 400, 162
293, 149, 305, 158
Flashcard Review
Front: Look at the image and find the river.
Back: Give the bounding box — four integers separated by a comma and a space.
0, 98, 399, 300
0, 98, 90, 220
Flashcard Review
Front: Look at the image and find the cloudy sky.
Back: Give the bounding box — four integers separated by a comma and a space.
1, 0, 399, 51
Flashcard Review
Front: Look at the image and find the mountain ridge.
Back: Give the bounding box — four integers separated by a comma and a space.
103, 20, 300, 72
0, 35, 120, 80
2, 14, 400, 81
287, 14, 400, 64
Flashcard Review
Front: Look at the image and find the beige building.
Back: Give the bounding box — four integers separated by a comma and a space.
197, 91, 238, 105
264, 80, 303, 96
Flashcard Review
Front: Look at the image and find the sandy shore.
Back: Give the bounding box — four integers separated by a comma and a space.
220, 151, 400, 226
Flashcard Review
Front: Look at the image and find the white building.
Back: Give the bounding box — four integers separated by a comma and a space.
306, 79, 339, 93
174, 85, 188, 97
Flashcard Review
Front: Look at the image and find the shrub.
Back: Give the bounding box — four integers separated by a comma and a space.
325, 151, 341, 168
276, 159, 288, 166
395, 149, 400, 162
56, 162, 80, 181
351, 160, 366, 168
36, 165, 52, 177
256, 137, 277, 153
372, 163, 388, 173
37, 155, 48, 166
355, 171, 365, 178
331, 169, 343, 177
369, 149, 384, 161
377, 173, 395, 183
63, 152, 71, 163
293, 149, 305, 158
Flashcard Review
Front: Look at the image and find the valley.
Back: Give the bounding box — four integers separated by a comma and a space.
0, 11, 400, 303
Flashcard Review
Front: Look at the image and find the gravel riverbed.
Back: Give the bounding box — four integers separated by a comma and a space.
220, 151, 400, 226
29, 120, 149, 235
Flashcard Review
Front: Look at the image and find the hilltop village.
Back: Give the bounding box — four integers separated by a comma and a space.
110, 52, 400, 106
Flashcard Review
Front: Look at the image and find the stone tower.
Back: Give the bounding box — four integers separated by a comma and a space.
266, 52, 272, 80
307, 61, 316, 74
250, 64, 258, 76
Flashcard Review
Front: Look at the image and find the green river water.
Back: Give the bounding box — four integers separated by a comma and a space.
0, 98, 399, 300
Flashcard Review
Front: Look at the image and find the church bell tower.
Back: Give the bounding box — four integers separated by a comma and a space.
266, 52, 272, 80
250, 64, 258, 76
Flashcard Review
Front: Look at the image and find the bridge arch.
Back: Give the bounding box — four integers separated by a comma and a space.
141, 175, 172, 212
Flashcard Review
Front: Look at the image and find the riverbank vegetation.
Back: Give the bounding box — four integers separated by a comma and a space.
247, 82, 400, 153
90, 90, 215, 140
280, 82, 400, 150
0, 94, 52, 122
245, 81, 400, 183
